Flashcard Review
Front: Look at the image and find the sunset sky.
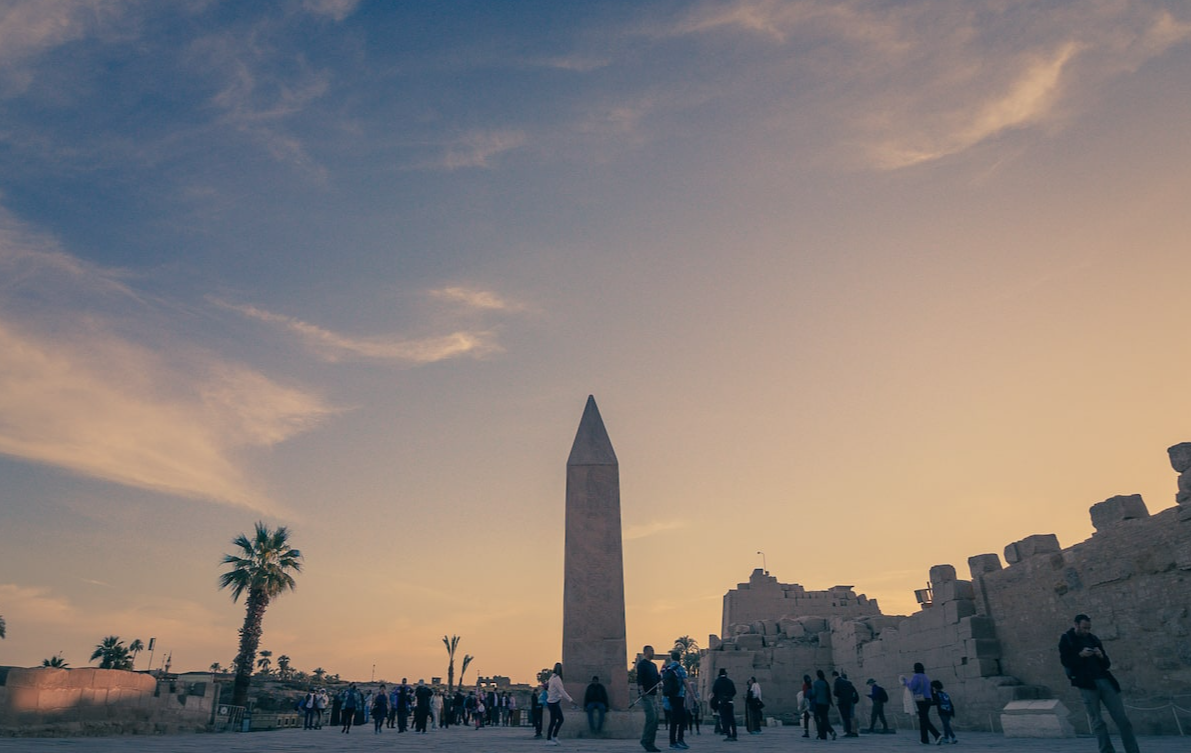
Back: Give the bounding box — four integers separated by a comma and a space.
2, 0, 1190, 686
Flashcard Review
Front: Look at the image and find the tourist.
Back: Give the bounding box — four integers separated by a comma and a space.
930, 680, 957, 744
372, 685, 388, 734
833, 671, 859, 737
637, 645, 662, 753
811, 669, 836, 740
662, 648, 690, 750
363, 688, 373, 726
453, 688, 466, 726
685, 687, 701, 736
387, 684, 399, 728
430, 688, 443, 730
744, 676, 763, 734
330, 688, 342, 727
414, 679, 433, 733
315, 687, 328, 729
711, 667, 737, 741
546, 661, 575, 745
341, 683, 359, 734
800, 675, 812, 737
865, 678, 889, 733
1059, 613, 1140, 753
902, 662, 941, 745
397, 678, 412, 732
585, 674, 609, 732
507, 691, 517, 728
302, 688, 317, 730
532, 681, 545, 737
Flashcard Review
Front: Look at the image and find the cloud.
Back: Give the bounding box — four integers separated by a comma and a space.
0, 584, 77, 628
439, 130, 527, 170
302, 0, 361, 22
428, 286, 526, 313
0, 216, 335, 513
624, 519, 688, 541
0, 0, 137, 94
214, 300, 501, 363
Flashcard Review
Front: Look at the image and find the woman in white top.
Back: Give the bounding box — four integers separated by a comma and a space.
545, 662, 574, 744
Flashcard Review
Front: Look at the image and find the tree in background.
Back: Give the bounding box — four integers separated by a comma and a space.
218, 521, 303, 707
90, 636, 133, 669
128, 639, 145, 670
277, 654, 292, 680
0, 615, 6, 639
443, 635, 462, 693
256, 649, 273, 676
458, 654, 474, 689
312, 667, 326, 683
674, 635, 701, 677
42, 653, 68, 668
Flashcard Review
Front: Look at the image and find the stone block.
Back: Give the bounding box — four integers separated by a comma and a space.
797, 617, 828, 634
1001, 699, 1076, 738
1004, 534, 1060, 564
1168, 442, 1191, 473
933, 580, 975, 604
968, 553, 1003, 576
964, 638, 1002, 659
929, 564, 957, 586
1090, 495, 1149, 531
944, 599, 977, 624
735, 634, 765, 651
958, 616, 997, 640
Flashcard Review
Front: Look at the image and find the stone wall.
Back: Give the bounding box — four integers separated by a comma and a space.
702, 444, 1191, 736
721, 569, 882, 637
0, 667, 216, 736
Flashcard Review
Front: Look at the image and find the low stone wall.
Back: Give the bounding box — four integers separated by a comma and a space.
0, 667, 215, 736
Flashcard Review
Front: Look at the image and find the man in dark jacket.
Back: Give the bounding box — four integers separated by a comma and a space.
1058, 614, 1139, 753
637, 645, 662, 753
832, 671, 859, 737
711, 668, 737, 741
585, 675, 610, 732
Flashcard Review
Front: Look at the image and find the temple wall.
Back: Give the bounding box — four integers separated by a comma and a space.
0, 667, 216, 736
704, 445, 1191, 736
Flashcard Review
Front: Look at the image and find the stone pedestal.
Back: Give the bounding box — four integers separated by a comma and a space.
1001, 699, 1076, 737
555, 709, 642, 739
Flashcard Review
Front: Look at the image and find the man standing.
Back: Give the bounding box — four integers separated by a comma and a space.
637, 645, 662, 753
585, 675, 610, 732
663, 648, 691, 750
711, 668, 737, 741
1059, 614, 1140, 753
396, 679, 412, 732
414, 680, 433, 733
833, 671, 859, 737
865, 678, 889, 733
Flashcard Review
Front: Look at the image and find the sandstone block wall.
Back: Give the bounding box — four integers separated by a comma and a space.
704, 446, 1191, 736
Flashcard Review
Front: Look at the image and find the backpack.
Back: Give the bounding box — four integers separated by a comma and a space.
936, 691, 953, 714
661, 666, 680, 696
875, 686, 889, 704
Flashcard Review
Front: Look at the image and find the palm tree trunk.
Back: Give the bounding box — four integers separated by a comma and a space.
231, 589, 270, 707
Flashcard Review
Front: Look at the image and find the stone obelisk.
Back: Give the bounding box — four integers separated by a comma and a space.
563, 395, 629, 711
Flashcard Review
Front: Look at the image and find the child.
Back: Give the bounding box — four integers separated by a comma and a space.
930, 680, 957, 744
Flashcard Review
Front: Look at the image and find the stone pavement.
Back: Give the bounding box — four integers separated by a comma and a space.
0, 725, 1184, 753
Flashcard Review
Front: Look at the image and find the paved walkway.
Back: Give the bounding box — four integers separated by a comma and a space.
0, 726, 1182, 753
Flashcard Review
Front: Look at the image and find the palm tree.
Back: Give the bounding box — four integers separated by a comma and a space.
277, 654, 291, 680
128, 639, 145, 670
210, 662, 225, 674
256, 649, 273, 676
218, 521, 303, 707
90, 636, 133, 669
0, 615, 6, 639
674, 635, 701, 677
443, 635, 462, 693
312, 667, 326, 683
42, 653, 69, 668
458, 654, 474, 688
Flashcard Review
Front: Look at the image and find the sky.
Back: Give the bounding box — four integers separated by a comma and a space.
1, 0, 1190, 686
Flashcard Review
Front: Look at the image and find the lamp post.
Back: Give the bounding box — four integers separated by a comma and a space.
756, 551, 767, 573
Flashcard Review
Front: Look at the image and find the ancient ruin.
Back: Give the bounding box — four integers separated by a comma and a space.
700, 443, 1191, 736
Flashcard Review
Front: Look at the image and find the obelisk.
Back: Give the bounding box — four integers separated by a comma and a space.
563, 395, 629, 711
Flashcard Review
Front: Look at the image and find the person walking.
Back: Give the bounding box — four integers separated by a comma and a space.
711, 668, 737, 741
1059, 613, 1140, 753
546, 662, 575, 745
800, 675, 812, 737
865, 678, 890, 733
532, 681, 546, 738
637, 645, 662, 753
744, 677, 763, 734
662, 648, 691, 750
833, 671, 859, 737
811, 670, 836, 741
930, 680, 957, 744
341, 684, 359, 734
902, 662, 941, 745
372, 685, 389, 734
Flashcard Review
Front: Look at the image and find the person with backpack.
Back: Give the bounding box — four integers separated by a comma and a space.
865, 678, 890, 733
811, 669, 836, 741
902, 662, 941, 745
711, 667, 737, 741
341, 683, 359, 734
930, 680, 957, 744
833, 671, 859, 737
662, 649, 690, 750
636, 645, 663, 753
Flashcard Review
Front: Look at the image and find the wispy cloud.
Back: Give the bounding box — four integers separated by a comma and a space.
214, 300, 501, 363
0, 216, 335, 513
624, 519, 688, 541
428, 286, 526, 313
302, 0, 361, 22
0, 0, 137, 95
439, 130, 527, 170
